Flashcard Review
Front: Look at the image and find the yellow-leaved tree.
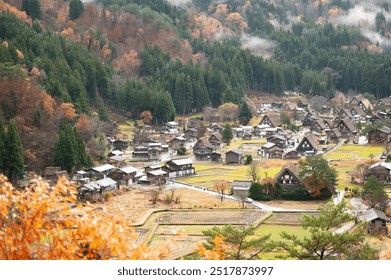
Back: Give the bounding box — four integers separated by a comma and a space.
0, 175, 168, 259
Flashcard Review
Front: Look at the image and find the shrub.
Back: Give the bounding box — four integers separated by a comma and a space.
244, 155, 253, 165
281, 188, 311, 201
176, 147, 186, 155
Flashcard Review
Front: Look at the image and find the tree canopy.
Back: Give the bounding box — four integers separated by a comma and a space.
0, 176, 168, 259
299, 155, 337, 197
278, 202, 379, 260
199, 225, 273, 260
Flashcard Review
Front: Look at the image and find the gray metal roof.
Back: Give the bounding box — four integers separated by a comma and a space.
92, 164, 116, 173
96, 177, 118, 187
119, 166, 138, 174
362, 208, 390, 222
231, 181, 252, 188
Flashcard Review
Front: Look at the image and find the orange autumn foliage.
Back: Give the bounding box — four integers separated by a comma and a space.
16, 49, 24, 59
196, 236, 227, 260
226, 12, 248, 31
0, 176, 169, 260
56, 102, 78, 120
0, 0, 30, 23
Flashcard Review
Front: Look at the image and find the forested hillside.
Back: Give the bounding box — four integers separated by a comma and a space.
1, 0, 391, 172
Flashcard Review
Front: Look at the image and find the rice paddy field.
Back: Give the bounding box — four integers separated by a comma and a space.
178, 160, 287, 189
324, 145, 384, 160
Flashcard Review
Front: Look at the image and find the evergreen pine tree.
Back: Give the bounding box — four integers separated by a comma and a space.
29, 0, 42, 20
5, 120, 24, 183
222, 123, 233, 145
238, 102, 253, 125
53, 124, 77, 174
69, 0, 85, 21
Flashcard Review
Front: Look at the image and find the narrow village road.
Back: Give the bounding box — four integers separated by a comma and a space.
169, 181, 320, 213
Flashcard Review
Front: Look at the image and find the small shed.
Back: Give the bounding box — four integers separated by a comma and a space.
362, 208, 390, 235
225, 150, 243, 164
232, 181, 252, 198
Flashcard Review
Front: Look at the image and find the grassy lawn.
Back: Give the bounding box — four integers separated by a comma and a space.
325, 145, 384, 160
254, 224, 309, 242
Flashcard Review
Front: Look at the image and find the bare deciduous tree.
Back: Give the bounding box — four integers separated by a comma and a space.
247, 161, 260, 183
214, 180, 229, 202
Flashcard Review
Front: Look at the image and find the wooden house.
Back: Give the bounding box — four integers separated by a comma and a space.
193, 138, 214, 160
357, 98, 374, 113
338, 109, 353, 119
132, 145, 149, 159
210, 123, 224, 133
259, 114, 282, 128
148, 147, 163, 160
362, 208, 390, 235
107, 155, 128, 167
323, 119, 334, 129
283, 149, 300, 160
88, 164, 116, 179
296, 134, 319, 156
365, 162, 391, 184
211, 151, 222, 162
163, 158, 195, 178
43, 167, 61, 181
326, 128, 342, 143
78, 177, 119, 200
302, 114, 318, 127
232, 181, 252, 198
139, 169, 167, 185
111, 165, 138, 186
274, 162, 302, 190
297, 98, 310, 109
350, 106, 366, 118
261, 142, 283, 158
367, 126, 391, 144
266, 135, 286, 148
311, 119, 326, 132
225, 150, 243, 164
209, 131, 223, 147
184, 128, 198, 140
284, 102, 297, 111
112, 139, 130, 151
253, 124, 270, 136
336, 118, 357, 138
170, 136, 186, 149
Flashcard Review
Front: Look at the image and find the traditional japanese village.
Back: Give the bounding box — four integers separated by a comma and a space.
1, 0, 391, 261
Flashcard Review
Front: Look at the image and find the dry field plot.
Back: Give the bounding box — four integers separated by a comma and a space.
153, 209, 266, 225
263, 212, 308, 225
264, 200, 327, 211
106, 187, 245, 224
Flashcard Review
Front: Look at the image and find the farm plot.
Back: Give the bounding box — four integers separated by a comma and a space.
153, 209, 267, 225
179, 159, 289, 190
254, 224, 309, 242
325, 145, 384, 160
263, 212, 308, 225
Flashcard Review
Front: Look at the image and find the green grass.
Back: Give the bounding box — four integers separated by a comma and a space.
254, 224, 309, 242
325, 145, 384, 160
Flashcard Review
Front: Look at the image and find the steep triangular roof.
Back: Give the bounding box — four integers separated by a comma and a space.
274, 162, 300, 182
